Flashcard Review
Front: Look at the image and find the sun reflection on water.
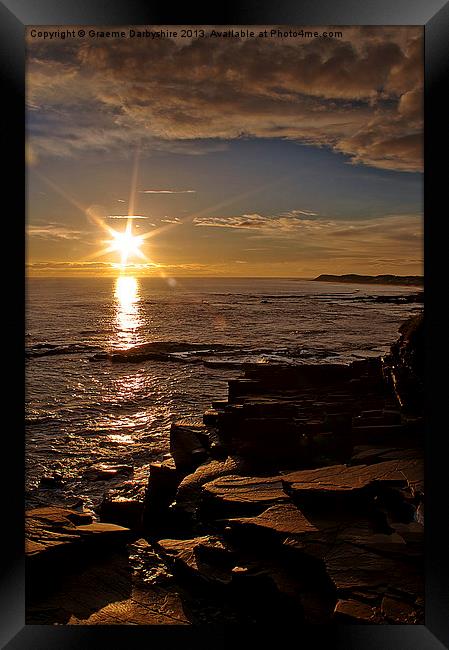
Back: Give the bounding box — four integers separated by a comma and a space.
114, 275, 142, 348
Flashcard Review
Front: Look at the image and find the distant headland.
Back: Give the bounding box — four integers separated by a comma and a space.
313, 274, 424, 287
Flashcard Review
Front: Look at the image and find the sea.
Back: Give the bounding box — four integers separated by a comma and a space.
25, 276, 422, 513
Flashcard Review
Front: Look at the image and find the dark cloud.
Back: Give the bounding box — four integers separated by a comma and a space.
27, 26, 423, 172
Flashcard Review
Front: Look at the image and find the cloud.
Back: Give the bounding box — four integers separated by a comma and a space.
140, 189, 196, 194
26, 261, 160, 274
107, 215, 149, 219
27, 261, 112, 269
281, 209, 319, 217
193, 213, 334, 232
193, 210, 422, 234
26, 26, 423, 172
192, 211, 423, 264
27, 223, 85, 240
26, 210, 422, 276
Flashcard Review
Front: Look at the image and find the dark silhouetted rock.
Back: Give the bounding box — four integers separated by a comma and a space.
39, 472, 64, 489
381, 594, 423, 624
26, 507, 131, 563
201, 474, 290, 517
387, 313, 424, 414
333, 598, 382, 623
174, 456, 244, 519
323, 543, 422, 596
95, 341, 240, 364
156, 535, 235, 585
313, 274, 423, 287
227, 503, 318, 538
83, 463, 133, 481
128, 538, 174, 586
282, 458, 423, 505
99, 497, 143, 530
228, 417, 303, 463
170, 419, 209, 471
145, 457, 180, 509
69, 586, 189, 625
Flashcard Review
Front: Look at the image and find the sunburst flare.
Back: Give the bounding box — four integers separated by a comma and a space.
105, 219, 145, 266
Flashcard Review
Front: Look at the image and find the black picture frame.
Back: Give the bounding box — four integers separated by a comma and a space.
1, 1, 447, 647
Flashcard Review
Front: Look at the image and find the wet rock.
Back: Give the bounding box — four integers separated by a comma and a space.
243, 363, 351, 388
146, 458, 180, 507
68, 587, 190, 625
387, 313, 424, 414
156, 535, 235, 585
333, 598, 382, 623
351, 423, 408, 445
142, 457, 184, 530
282, 458, 423, 507
386, 520, 424, 546
89, 351, 108, 362
83, 463, 133, 481
203, 409, 220, 425
174, 456, 244, 519
241, 400, 298, 418
128, 538, 174, 586
284, 524, 423, 616
170, 419, 209, 471
350, 446, 400, 464
228, 379, 262, 402
228, 418, 303, 464
353, 410, 401, 426
26, 507, 131, 563
102, 341, 239, 364
97, 473, 147, 529
28, 545, 189, 626
207, 429, 228, 459
334, 521, 415, 558
212, 399, 228, 409
99, 497, 143, 530
415, 502, 424, 525
201, 474, 290, 517
381, 594, 423, 624
39, 472, 64, 489
227, 503, 318, 539
307, 541, 422, 598
323, 412, 352, 434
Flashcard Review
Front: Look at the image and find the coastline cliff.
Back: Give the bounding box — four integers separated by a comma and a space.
313, 274, 423, 287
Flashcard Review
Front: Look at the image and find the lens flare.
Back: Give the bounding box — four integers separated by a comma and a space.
106, 220, 144, 266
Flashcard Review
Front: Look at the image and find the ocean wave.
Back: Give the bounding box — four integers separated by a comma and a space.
26, 342, 103, 359
89, 340, 341, 367
26, 412, 63, 425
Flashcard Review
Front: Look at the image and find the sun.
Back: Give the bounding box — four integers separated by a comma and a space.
105, 220, 145, 266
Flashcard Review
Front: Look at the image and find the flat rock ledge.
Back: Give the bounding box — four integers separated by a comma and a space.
26, 507, 131, 561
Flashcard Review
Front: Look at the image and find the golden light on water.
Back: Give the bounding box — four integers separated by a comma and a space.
107, 433, 134, 445
114, 275, 141, 348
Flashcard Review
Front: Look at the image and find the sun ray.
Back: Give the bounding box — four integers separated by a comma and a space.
36, 145, 292, 274
104, 220, 146, 267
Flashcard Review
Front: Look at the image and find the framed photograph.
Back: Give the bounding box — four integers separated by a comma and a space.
1, 1, 447, 647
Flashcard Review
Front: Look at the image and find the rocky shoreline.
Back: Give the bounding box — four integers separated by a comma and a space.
26, 314, 424, 625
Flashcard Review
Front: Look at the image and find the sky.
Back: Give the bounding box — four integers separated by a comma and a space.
26, 26, 423, 277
